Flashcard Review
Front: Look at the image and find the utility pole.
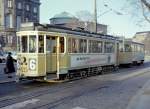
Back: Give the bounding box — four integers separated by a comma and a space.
94, 0, 97, 33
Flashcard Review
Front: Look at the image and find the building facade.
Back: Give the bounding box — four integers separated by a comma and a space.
133, 31, 150, 55
50, 12, 107, 34
0, 0, 40, 50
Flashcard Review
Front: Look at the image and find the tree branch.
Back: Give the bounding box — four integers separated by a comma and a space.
141, 0, 150, 11
141, 0, 150, 23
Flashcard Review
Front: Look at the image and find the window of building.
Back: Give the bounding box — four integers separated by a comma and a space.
25, 17, 29, 22
16, 16, 21, 30
8, 0, 13, 8
33, 7, 37, 13
5, 14, 13, 28
17, 2, 22, 9
26, 4, 30, 11
104, 42, 115, 53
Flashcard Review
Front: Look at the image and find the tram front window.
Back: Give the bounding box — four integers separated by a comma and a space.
21, 36, 27, 53
38, 35, 44, 53
29, 35, 36, 53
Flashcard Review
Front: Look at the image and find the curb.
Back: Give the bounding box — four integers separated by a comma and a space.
127, 79, 150, 109
0, 79, 15, 84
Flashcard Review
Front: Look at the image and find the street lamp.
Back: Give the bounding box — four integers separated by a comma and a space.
94, 0, 97, 33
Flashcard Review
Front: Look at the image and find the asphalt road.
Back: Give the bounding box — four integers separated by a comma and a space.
0, 62, 150, 109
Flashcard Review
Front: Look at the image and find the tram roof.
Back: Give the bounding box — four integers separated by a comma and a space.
20, 22, 117, 41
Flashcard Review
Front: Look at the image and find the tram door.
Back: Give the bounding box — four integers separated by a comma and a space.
46, 36, 59, 74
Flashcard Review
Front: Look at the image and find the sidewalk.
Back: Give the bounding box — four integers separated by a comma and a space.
127, 79, 150, 109
0, 73, 15, 84
0, 63, 16, 84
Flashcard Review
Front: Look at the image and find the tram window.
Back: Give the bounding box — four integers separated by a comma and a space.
68, 38, 72, 53
104, 42, 115, 53
38, 35, 44, 53
89, 40, 102, 53
124, 44, 131, 52
72, 38, 79, 53
83, 40, 87, 53
17, 37, 21, 52
97, 41, 103, 53
60, 37, 64, 53
119, 43, 124, 52
21, 36, 27, 53
46, 36, 56, 53
29, 35, 36, 53
79, 39, 87, 53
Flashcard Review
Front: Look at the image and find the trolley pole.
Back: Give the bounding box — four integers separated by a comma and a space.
94, 0, 97, 33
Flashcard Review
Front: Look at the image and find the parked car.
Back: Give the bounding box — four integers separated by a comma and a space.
0, 51, 6, 63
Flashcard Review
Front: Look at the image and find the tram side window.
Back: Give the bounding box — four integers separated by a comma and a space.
68, 38, 79, 53
60, 37, 64, 53
89, 40, 102, 53
29, 35, 36, 53
21, 36, 27, 53
124, 44, 131, 52
79, 39, 87, 53
72, 38, 79, 53
68, 38, 72, 53
104, 42, 115, 53
38, 35, 44, 53
46, 36, 56, 53
119, 42, 124, 52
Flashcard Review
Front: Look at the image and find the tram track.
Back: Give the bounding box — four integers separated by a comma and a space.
0, 62, 150, 109
0, 77, 102, 108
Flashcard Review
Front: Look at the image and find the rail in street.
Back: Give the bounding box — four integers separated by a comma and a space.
0, 62, 150, 109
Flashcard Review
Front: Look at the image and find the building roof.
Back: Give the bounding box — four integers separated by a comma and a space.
51, 12, 77, 19
136, 31, 150, 34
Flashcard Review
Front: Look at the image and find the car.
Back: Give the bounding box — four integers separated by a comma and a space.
0, 51, 6, 63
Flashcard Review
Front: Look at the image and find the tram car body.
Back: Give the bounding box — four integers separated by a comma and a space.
16, 23, 119, 80
118, 38, 145, 65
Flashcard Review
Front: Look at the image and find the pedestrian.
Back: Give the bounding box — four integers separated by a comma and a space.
4, 52, 15, 78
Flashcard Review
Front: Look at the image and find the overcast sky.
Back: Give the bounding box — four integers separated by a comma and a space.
40, 0, 150, 38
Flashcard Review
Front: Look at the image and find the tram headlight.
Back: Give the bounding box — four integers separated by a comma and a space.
29, 59, 36, 70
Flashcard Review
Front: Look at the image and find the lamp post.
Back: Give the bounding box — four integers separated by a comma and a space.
94, 0, 97, 33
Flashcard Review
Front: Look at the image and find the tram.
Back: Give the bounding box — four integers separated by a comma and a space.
118, 38, 145, 66
16, 22, 119, 80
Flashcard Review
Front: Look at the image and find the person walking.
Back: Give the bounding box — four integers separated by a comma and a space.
4, 52, 15, 78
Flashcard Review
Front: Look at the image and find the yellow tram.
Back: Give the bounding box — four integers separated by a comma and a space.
118, 38, 145, 66
16, 22, 119, 81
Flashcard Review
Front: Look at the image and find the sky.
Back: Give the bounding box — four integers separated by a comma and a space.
40, 0, 150, 38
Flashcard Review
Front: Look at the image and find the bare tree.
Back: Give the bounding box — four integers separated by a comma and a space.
125, 0, 150, 24
76, 10, 94, 22
140, 0, 150, 23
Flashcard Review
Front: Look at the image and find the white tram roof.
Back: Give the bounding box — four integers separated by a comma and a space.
19, 22, 117, 41
116, 37, 144, 46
